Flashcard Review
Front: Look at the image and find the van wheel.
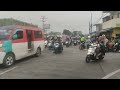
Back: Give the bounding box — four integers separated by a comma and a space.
35, 48, 41, 57
3, 54, 15, 68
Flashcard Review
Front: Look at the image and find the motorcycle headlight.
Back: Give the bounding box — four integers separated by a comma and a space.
0, 47, 5, 52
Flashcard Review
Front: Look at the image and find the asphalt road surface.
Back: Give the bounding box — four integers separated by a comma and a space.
0, 45, 120, 79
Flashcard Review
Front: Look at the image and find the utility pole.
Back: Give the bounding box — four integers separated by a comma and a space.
90, 11, 92, 34
40, 16, 47, 31
40, 16, 47, 38
89, 21, 91, 34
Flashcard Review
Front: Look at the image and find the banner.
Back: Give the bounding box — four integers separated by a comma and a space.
44, 24, 50, 29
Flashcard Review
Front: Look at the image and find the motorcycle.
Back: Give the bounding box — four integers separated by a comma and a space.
113, 43, 120, 52
85, 43, 105, 63
65, 41, 69, 47
48, 41, 54, 50
53, 42, 63, 54
105, 43, 114, 52
77, 40, 80, 45
79, 42, 85, 50
74, 40, 77, 46
44, 40, 48, 48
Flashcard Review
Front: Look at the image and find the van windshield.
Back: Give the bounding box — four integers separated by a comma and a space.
0, 29, 12, 40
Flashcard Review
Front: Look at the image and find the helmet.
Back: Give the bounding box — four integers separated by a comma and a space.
88, 36, 91, 39
102, 34, 106, 38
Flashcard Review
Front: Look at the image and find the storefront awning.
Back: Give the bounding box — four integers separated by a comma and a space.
100, 30, 107, 32
100, 28, 113, 33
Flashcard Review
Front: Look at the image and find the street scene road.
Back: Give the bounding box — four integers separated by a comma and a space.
0, 11, 120, 79
0, 45, 120, 79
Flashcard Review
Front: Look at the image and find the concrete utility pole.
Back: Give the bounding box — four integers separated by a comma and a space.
40, 16, 47, 31
90, 11, 93, 34
89, 21, 91, 34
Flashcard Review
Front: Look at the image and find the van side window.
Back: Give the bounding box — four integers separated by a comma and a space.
16, 31, 23, 39
13, 31, 23, 40
34, 31, 42, 38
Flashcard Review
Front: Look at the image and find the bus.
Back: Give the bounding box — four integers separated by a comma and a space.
0, 25, 44, 67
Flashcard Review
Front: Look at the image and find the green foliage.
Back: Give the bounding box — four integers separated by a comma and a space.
0, 18, 38, 27
62, 29, 72, 35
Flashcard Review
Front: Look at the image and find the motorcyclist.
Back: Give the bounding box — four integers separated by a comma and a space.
66, 36, 70, 43
85, 36, 91, 49
70, 36, 72, 45
102, 34, 109, 47
80, 35, 86, 49
115, 36, 120, 43
67, 36, 70, 40
80, 35, 86, 43
55, 37, 63, 51
114, 36, 120, 51
50, 36, 55, 49
95, 35, 106, 59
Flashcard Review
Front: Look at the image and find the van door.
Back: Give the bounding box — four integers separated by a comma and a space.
12, 29, 26, 60
26, 30, 34, 52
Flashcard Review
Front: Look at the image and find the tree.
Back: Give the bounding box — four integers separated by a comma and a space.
72, 31, 83, 37
49, 31, 55, 35
62, 29, 72, 35
0, 18, 38, 27
49, 31, 61, 36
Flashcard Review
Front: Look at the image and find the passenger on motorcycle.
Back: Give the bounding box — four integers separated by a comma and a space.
102, 34, 109, 47
95, 35, 106, 59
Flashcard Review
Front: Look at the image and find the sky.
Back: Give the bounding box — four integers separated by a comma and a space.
0, 11, 102, 34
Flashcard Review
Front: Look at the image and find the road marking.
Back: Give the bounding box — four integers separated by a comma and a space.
0, 66, 18, 76
102, 69, 120, 79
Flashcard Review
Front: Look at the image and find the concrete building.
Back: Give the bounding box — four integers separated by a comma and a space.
94, 23, 102, 36
101, 11, 120, 39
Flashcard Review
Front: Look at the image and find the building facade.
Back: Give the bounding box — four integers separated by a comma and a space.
101, 11, 120, 39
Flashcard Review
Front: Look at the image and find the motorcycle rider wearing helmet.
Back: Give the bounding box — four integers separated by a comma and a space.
80, 35, 86, 43
66, 36, 70, 43
55, 37, 63, 51
85, 36, 91, 49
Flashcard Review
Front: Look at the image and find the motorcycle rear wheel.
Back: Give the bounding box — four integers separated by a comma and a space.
86, 55, 91, 63
113, 47, 117, 52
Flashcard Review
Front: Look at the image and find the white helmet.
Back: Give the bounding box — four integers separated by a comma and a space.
88, 36, 91, 39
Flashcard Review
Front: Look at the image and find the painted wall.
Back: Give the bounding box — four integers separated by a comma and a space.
112, 29, 120, 37
102, 18, 120, 30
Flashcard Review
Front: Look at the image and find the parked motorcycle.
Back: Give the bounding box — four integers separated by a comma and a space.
53, 42, 63, 54
113, 43, 120, 52
85, 43, 105, 63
